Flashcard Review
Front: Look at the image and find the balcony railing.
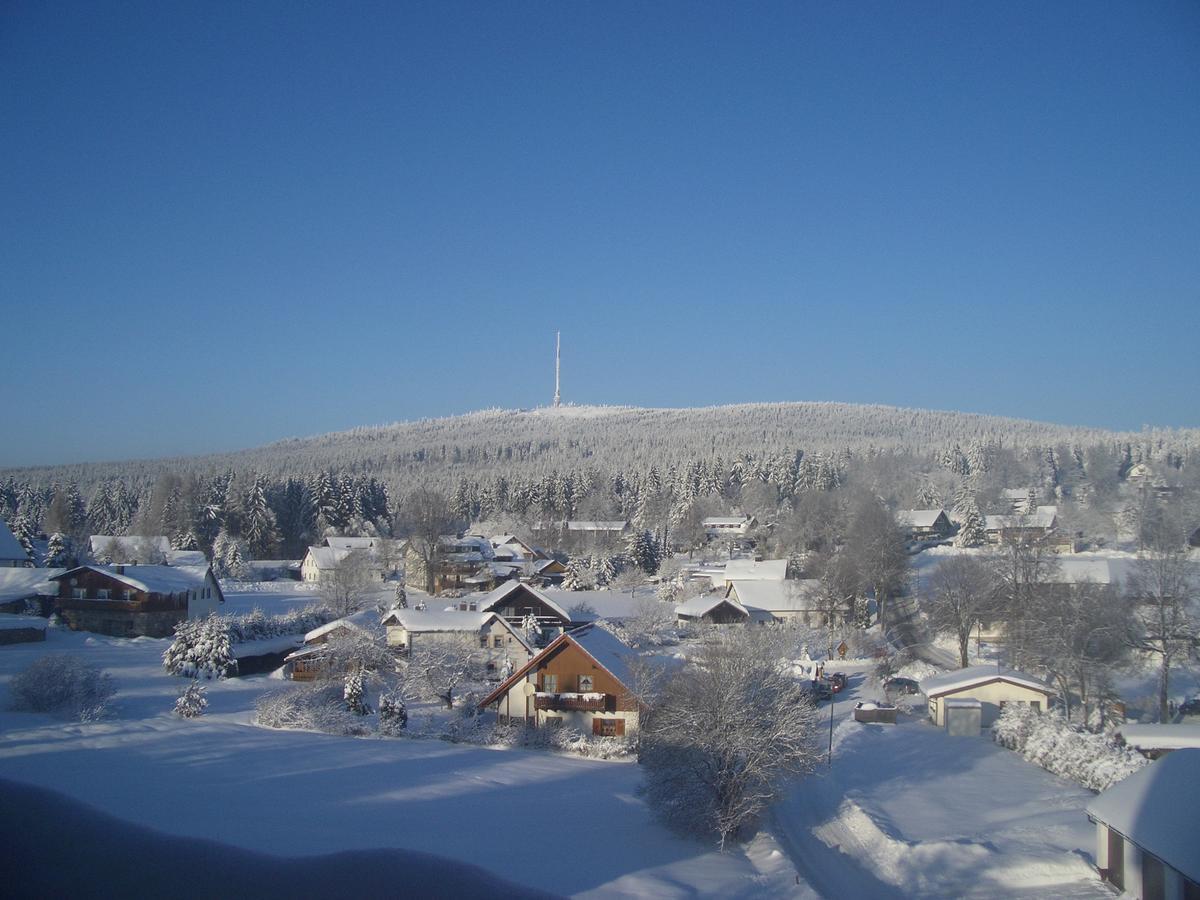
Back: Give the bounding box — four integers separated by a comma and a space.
57, 596, 187, 613
534, 692, 609, 712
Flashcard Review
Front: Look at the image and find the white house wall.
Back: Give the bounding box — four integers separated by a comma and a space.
929, 681, 1051, 727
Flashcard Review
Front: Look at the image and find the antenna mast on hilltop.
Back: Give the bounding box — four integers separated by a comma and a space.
553, 331, 562, 408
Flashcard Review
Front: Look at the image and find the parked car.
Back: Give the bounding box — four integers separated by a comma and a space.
827, 672, 848, 693
1177, 697, 1200, 720
884, 676, 921, 698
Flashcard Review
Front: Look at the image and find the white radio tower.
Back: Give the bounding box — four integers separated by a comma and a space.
553, 331, 562, 408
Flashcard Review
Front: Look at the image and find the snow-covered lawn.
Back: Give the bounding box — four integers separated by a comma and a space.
0, 622, 803, 898
773, 712, 1110, 899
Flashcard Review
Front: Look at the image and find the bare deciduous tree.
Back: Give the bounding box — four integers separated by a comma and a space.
926, 556, 996, 668
318, 549, 377, 616
398, 489, 457, 593
639, 630, 820, 849
410, 643, 485, 709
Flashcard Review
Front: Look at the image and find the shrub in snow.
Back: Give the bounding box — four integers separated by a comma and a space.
992, 704, 1147, 792
174, 680, 207, 718
255, 684, 367, 736
343, 670, 370, 715
378, 687, 408, 736
162, 616, 236, 680
486, 722, 635, 759
10, 655, 115, 721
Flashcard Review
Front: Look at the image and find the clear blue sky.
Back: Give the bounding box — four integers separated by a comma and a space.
3, 1, 1198, 467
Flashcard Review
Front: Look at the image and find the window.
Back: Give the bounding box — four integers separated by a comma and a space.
493, 635, 503, 648
122, 590, 134, 601
542, 674, 558, 693
72, 588, 85, 600
544, 716, 564, 728
96, 589, 111, 600
479, 635, 489, 648
592, 718, 625, 737
578, 675, 594, 692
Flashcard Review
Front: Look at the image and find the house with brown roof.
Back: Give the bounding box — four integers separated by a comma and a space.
478, 625, 641, 737
50, 564, 223, 637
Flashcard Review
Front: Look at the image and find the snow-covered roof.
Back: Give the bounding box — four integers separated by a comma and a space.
477, 581, 571, 622
702, 516, 752, 527
0, 519, 28, 562
984, 506, 1058, 532
165, 550, 208, 567
546, 589, 648, 622
89, 535, 170, 557
567, 624, 638, 688
304, 546, 352, 570
1002, 488, 1032, 500
675, 593, 749, 619
304, 617, 365, 643
719, 558, 787, 583
565, 520, 629, 532
895, 509, 947, 528
1116, 725, 1200, 752
0, 614, 47, 631
1086, 749, 1200, 883
728, 579, 821, 613
0, 568, 64, 603
920, 664, 1053, 698
1045, 557, 1136, 586
323, 536, 377, 551
52, 564, 213, 595
381, 608, 499, 633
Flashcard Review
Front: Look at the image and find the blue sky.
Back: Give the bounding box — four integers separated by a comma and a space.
3, 2, 1198, 466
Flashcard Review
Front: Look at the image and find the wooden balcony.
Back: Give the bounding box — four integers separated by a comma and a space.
56, 596, 187, 614
534, 693, 609, 712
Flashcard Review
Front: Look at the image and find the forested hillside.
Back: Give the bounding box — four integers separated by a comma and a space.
2, 402, 1196, 564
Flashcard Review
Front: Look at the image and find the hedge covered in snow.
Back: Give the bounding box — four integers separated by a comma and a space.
163, 608, 338, 679
992, 704, 1147, 792
9, 655, 116, 722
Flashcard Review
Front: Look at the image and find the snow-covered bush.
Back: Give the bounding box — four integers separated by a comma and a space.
378, 686, 408, 736
9, 655, 116, 721
174, 680, 208, 718
162, 616, 235, 679
992, 704, 1147, 791
255, 684, 367, 736
486, 722, 634, 759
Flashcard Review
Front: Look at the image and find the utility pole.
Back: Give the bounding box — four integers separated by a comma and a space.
553, 331, 561, 408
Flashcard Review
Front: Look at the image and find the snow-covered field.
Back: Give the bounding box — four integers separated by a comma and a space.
0, 619, 802, 898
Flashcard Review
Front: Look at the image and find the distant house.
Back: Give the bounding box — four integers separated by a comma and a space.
381, 607, 533, 675
487, 534, 547, 561
1000, 488, 1036, 513
50, 564, 224, 638
1087, 749, 1200, 898
475, 581, 574, 639
239, 559, 302, 581
164, 550, 208, 567
674, 593, 754, 625
301, 542, 397, 584
984, 506, 1058, 546
702, 515, 757, 539
404, 535, 496, 593
920, 664, 1054, 730
565, 521, 630, 536
284, 612, 374, 682
726, 579, 844, 625
1115, 725, 1200, 760
895, 509, 953, 542
478, 625, 641, 736
531, 558, 568, 587
0, 520, 31, 568
89, 535, 170, 565
712, 558, 788, 589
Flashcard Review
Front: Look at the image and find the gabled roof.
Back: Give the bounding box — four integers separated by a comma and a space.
728, 579, 822, 613
478, 624, 636, 708
0, 568, 64, 602
477, 581, 571, 622
565, 520, 629, 532
323, 536, 377, 551
303, 546, 352, 570
920, 664, 1053, 698
51, 564, 216, 596
675, 593, 749, 620
304, 617, 365, 643
895, 509, 948, 528
1086, 750, 1200, 883
720, 558, 788, 582
984, 506, 1058, 532
0, 519, 28, 562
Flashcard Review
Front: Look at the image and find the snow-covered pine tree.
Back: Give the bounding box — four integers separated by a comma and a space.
344, 669, 369, 715
954, 502, 988, 548
394, 583, 408, 609
44, 532, 71, 568
521, 612, 542, 647
174, 680, 208, 718
378, 686, 408, 735
595, 555, 618, 587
